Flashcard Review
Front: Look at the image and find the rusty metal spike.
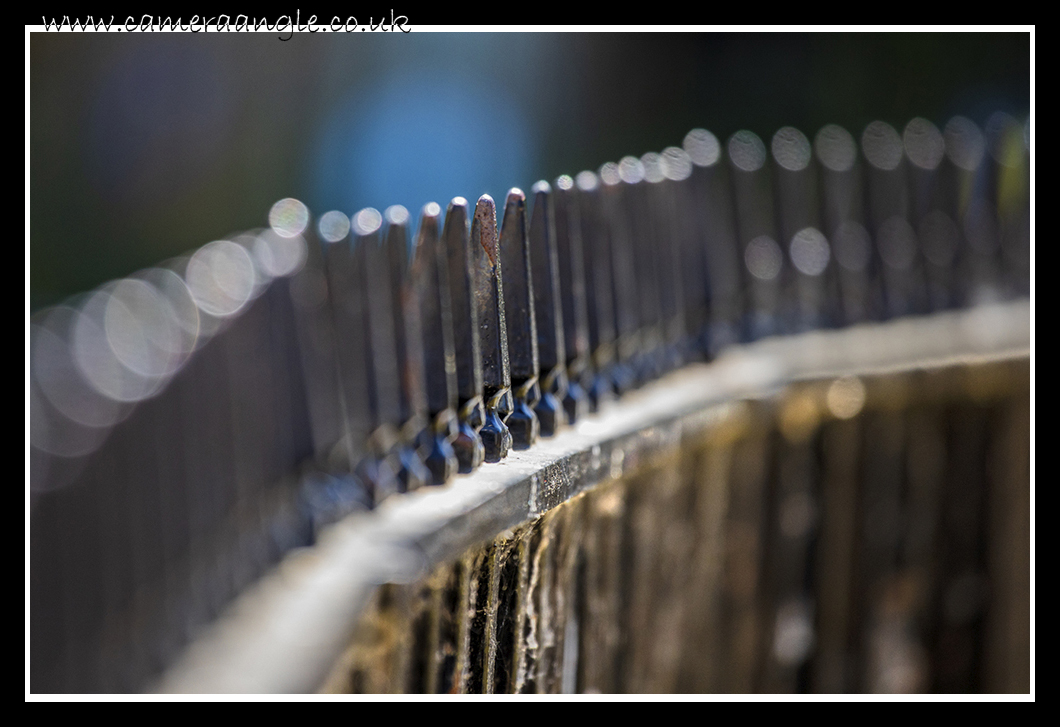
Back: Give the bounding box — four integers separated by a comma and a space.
443, 197, 485, 473
684, 128, 743, 355
814, 123, 879, 326
597, 163, 637, 396
862, 120, 928, 319
770, 126, 834, 331
661, 144, 708, 361
574, 170, 617, 411
642, 150, 686, 373
727, 129, 783, 340
293, 211, 351, 472
552, 175, 590, 424
350, 208, 402, 503
903, 117, 954, 313
319, 217, 365, 457
528, 180, 568, 437
500, 188, 540, 449
319, 210, 385, 502
618, 154, 663, 384
410, 202, 459, 485
384, 205, 431, 491
943, 116, 997, 308
471, 194, 513, 462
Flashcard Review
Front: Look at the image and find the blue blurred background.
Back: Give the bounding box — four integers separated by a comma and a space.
29, 32, 1029, 310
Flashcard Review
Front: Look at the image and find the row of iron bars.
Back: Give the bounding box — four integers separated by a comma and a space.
30, 113, 1030, 692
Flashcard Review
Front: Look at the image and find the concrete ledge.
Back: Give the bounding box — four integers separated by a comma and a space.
154, 299, 1031, 693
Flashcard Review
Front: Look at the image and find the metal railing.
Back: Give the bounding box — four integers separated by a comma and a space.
30, 114, 1031, 694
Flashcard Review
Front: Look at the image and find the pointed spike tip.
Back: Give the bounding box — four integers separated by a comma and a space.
532, 180, 552, 196
683, 128, 720, 168
661, 147, 693, 181
318, 210, 351, 243
269, 197, 310, 238
473, 195, 499, 263
618, 156, 645, 184
352, 208, 383, 236
575, 170, 599, 191
385, 205, 410, 225
598, 163, 621, 186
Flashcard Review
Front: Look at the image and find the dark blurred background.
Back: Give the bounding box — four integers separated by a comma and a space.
29, 32, 1029, 311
